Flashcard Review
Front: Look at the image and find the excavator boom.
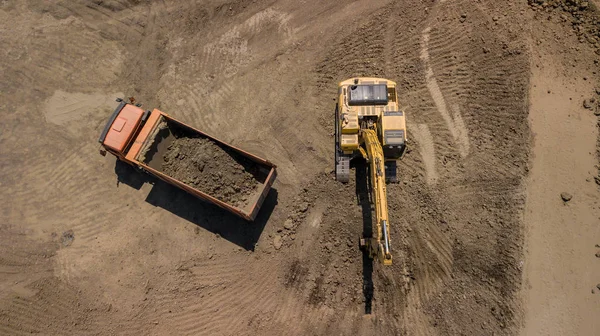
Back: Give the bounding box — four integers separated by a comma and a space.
362, 129, 392, 265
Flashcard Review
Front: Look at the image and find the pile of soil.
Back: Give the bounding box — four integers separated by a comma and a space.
529, 0, 600, 55
161, 137, 260, 207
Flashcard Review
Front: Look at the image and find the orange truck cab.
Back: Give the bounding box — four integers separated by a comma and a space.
98, 99, 277, 221
99, 100, 148, 159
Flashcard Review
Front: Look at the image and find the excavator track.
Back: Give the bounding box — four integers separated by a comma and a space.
336, 152, 350, 183
385, 160, 397, 183
335, 103, 350, 183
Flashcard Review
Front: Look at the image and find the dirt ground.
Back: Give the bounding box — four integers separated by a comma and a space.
0, 0, 599, 335
161, 136, 260, 207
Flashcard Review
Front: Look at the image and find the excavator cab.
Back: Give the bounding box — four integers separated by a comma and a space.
347, 84, 388, 106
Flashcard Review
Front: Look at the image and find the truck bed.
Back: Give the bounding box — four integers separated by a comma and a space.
128, 110, 276, 221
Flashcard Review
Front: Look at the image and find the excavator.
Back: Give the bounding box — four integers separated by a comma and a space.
335, 78, 407, 266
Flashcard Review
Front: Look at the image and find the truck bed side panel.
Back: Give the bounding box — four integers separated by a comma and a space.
138, 163, 251, 220
248, 168, 277, 220
125, 109, 163, 163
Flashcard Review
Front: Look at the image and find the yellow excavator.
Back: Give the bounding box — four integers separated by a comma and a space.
335, 78, 407, 266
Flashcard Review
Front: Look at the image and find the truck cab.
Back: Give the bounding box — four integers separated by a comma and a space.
98, 99, 149, 159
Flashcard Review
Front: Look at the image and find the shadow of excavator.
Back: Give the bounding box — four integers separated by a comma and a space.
354, 159, 374, 314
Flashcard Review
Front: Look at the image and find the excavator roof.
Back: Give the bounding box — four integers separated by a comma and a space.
338, 77, 396, 87
348, 84, 388, 106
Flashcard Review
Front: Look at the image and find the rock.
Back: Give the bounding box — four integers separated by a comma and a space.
595, 252, 600, 258
560, 192, 572, 202
299, 202, 309, 213
583, 99, 594, 109
273, 235, 282, 250
61, 230, 75, 247
597, 284, 600, 291
284, 219, 294, 230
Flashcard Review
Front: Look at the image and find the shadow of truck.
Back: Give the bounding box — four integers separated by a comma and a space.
114, 159, 277, 251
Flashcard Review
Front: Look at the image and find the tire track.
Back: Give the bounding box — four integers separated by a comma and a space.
177, 80, 236, 134
42, 144, 130, 245
166, 8, 296, 130
1, 140, 132, 283
413, 0, 529, 333
409, 123, 439, 185
169, 259, 280, 335
55, 0, 144, 38
113, 256, 282, 336
370, 3, 457, 333
420, 26, 471, 158
0, 274, 100, 335
0, 231, 55, 303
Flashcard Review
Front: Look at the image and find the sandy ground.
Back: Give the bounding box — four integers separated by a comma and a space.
522, 3, 600, 335
524, 59, 600, 336
0, 0, 598, 335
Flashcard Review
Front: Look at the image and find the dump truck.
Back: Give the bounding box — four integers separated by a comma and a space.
98, 98, 277, 221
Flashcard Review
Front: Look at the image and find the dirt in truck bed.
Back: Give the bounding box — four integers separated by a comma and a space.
161, 136, 260, 207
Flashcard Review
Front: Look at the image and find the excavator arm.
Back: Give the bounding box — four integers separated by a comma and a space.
360, 129, 392, 266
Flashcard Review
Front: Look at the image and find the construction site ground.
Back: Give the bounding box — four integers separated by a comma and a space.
1, 0, 600, 335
